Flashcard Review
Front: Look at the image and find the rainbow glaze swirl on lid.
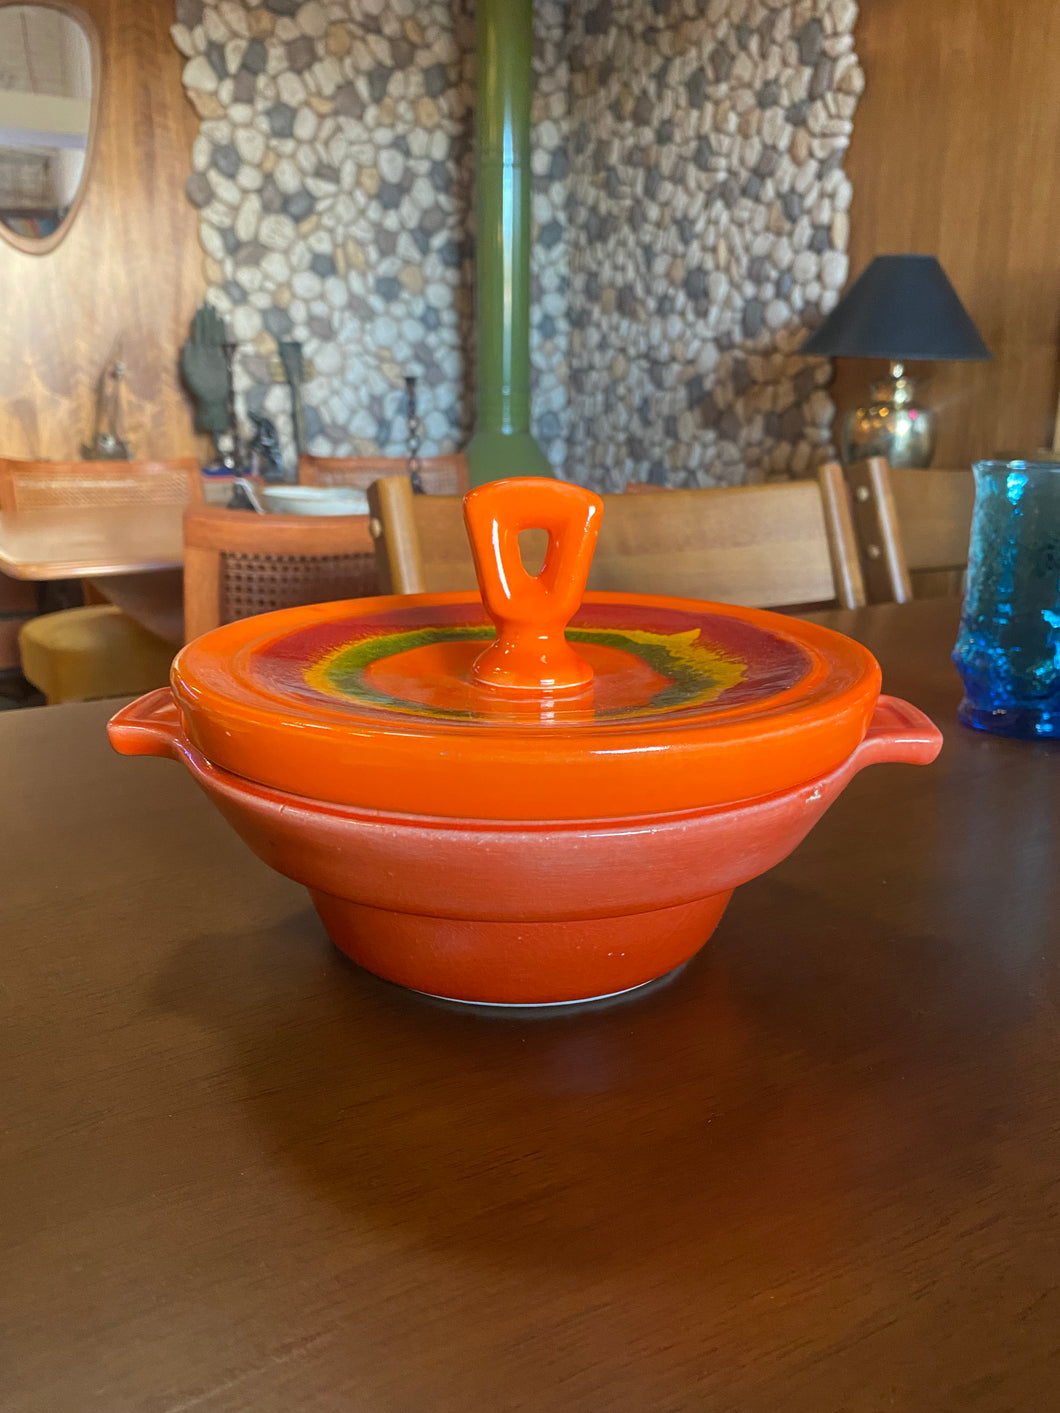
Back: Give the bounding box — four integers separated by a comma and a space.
248, 598, 812, 726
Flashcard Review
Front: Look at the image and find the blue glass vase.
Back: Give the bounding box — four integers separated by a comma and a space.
953, 460, 1060, 738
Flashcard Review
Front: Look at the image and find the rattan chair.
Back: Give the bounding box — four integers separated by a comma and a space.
368, 463, 867, 610
298, 452, 468, 497
0, 456, 202, 512
7, 457, 202, 704
183, 507, 378, 641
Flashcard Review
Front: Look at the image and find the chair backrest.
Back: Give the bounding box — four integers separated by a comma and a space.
183, 507, 377, 641
846, 456, 976, 603
0, 457, 203, 513
298, 453, 468, 496
369, 463, 866, 610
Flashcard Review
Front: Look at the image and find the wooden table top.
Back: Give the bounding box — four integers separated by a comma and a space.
3, 597, 1059, 1412
0, 503, 185, 579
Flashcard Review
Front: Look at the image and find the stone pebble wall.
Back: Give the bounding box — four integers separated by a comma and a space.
173, 0, 860, 486
172, 0, 570, 472
566, 0, 862, 489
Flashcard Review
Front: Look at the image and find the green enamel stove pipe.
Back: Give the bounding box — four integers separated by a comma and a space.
465, 0, 553, 487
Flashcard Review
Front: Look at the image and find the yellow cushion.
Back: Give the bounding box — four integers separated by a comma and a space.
19, 605, 175, 704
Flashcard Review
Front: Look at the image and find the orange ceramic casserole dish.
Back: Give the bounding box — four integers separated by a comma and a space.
109, 477, 942, 1005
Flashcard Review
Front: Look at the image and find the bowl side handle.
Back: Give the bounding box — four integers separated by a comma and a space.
107, 688, 182, 761
852, 694, 943, 771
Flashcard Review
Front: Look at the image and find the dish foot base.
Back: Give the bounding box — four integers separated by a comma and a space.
310, 890, 733, 1006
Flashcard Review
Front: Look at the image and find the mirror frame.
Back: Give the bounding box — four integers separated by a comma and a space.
0, 0, 102, 256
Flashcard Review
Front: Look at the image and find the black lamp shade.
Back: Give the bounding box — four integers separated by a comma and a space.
800, 254, 991, 362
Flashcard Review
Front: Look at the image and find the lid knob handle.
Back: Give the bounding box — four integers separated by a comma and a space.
463, 477, 603, 694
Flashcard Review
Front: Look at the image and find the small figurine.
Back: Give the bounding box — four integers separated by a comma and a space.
82, 338, 131, 460
247, 412, 285, 482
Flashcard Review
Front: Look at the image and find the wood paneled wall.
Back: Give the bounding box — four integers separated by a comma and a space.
0, 0, 203, 460
833, 0, 1060, 467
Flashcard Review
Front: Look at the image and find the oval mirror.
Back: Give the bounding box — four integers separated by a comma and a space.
0, 2, 99, 254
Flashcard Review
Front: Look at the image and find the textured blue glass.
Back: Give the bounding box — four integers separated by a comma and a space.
953, 461, 1060, 738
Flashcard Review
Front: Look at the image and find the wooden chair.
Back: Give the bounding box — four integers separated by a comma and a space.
298, 453, 468, 497
183, 507, 377, 640
7, 457, 202, 703
845, 456, 976, 603
0, 456, 202, 512
368, 463, 866, 610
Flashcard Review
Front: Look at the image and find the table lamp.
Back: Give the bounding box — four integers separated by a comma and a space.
801, 254, 991, 468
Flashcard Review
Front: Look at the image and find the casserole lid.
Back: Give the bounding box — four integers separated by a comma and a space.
171, 478, 882, 820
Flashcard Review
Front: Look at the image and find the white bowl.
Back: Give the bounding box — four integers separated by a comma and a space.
261, 485, 370, 516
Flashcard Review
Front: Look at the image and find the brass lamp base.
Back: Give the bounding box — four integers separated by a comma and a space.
840, 361, 937, 468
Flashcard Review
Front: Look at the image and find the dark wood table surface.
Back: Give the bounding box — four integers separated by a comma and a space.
3, 597, 1059, 1412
